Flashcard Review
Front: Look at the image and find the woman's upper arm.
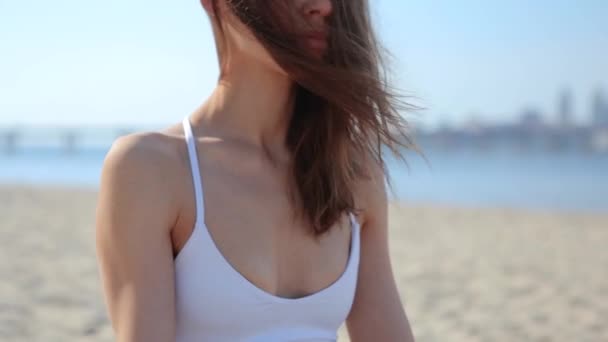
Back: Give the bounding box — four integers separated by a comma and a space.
95, 134, 180, 342
346, 160, 416, 342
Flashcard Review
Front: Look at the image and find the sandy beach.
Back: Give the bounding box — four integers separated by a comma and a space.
1, 185, 607, 342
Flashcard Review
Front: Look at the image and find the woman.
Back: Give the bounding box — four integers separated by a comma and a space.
96, 0, 420, 341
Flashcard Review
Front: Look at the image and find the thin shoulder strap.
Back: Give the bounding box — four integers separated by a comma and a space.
182, 116, 205, 225
347, 211, 361, 269
349, 212, 360, 235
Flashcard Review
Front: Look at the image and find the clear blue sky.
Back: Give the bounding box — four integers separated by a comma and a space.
1, 0, 606, 128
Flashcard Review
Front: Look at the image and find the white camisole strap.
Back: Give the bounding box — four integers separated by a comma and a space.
182, 117, 205, 225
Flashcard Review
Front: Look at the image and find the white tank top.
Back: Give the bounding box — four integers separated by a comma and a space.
175, 117, 361, 342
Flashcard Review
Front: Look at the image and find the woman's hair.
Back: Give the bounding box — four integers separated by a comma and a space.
209, 0, 425, 236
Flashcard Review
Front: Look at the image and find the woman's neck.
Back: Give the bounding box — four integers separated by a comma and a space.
193, 57, 296, 152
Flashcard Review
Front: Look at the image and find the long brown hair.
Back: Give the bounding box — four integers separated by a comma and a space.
208, 0, 425, 236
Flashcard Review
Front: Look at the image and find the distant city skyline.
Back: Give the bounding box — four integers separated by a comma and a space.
1, 0, 607, 128
447, 86, 608, 130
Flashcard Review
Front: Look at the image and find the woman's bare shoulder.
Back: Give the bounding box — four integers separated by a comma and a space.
104, 129, 184, 175
98, 128, 190, 239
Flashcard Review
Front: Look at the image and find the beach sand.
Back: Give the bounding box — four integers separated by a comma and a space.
1, 185, 607, 341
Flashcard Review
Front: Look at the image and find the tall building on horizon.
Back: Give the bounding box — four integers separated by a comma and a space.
592, 88, 608, 127
558, 88, 573, 128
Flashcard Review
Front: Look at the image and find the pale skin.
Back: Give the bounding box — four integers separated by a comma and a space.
95, 0, 415, 341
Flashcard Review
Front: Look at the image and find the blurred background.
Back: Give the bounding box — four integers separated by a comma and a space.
1, 0, 607, 341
